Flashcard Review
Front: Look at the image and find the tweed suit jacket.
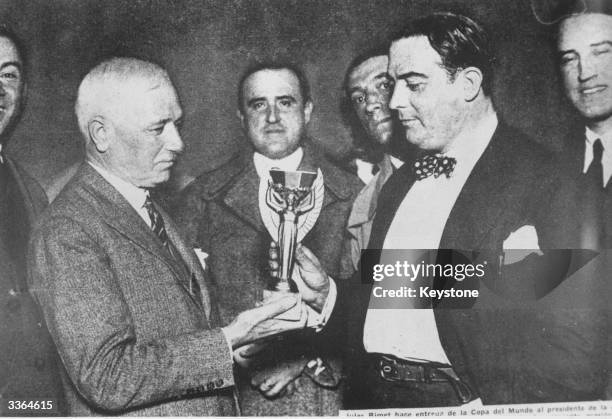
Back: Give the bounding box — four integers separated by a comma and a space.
28, 163, 236, 416
1, 156, 67, 415
337, 122, 607, 406
173, 143, 362, 415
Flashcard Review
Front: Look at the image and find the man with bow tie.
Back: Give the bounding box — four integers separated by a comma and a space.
282, 12, 606, 408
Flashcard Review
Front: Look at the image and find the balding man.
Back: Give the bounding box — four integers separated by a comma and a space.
27, 57, 305, 416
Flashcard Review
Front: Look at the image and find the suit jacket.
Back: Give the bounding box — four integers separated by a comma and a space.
0, 156, 67, 415
173, 143, 362, 415
28, 163, 236, 416
337, 122, 607, 405
346, 154, 396, 271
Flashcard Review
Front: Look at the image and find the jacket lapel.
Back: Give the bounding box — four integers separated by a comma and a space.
78, 164, 206, 312
440, 124, 514, 249
223, 160, 267, 233
160, 206, 213, 320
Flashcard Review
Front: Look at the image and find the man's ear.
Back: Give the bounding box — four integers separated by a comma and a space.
88, 117, 110, 153
460, 67, 483, 102
303, 100, 313, 125
236, 109, 246, 130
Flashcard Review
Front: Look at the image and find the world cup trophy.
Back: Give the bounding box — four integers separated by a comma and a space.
259, 168, 324, 319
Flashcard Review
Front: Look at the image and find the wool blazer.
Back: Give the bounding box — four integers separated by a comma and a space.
1, 156, 67, 415
337, 122, 607, 406
28, 163, 236, 416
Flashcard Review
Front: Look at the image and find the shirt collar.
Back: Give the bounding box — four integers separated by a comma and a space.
87, 161, 149, 211
253, 147, 304, 179
388, 155, 404, 169
443, 110, 498, 173
585, 127, 612, 151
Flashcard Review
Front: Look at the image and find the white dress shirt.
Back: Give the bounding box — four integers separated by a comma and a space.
363, 112, 498, 364
88, 161, 152, 226
583, 127, 612, 187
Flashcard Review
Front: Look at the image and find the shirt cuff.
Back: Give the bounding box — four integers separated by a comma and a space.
306, 277, 337, 332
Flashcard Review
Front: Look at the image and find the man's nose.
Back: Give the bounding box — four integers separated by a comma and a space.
389, 85, 404, 110
365, 92, 382, 115
165, 122, 184, 153
578, 56, 597, 82
266, 104, 280, 123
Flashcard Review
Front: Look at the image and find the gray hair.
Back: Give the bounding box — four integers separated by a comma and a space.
75, 57, 170, 141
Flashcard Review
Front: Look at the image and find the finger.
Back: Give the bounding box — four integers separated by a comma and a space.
251, 296, 298, 323
296, 245, 322, 270
239, 340, 269, 358
251, 371, 266, 387
265, 376, 293, 398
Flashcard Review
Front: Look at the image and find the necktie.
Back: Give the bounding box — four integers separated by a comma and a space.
143, 195, 169, 248
143, 195, 202, 300
586, 139, 604, 188
413, 154, 457, 180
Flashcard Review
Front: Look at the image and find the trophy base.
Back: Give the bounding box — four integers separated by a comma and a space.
262, 289, 304, 321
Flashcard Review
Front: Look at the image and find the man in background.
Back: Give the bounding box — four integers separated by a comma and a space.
174, 62, 361, 415
343, 48, 414, 271
0, 26, 66, 416
555, 1, 612, 398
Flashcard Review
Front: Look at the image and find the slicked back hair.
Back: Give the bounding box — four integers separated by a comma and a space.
391, 12, 495, 96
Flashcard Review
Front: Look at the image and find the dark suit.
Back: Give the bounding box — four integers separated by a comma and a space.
173, 143, 362, 415
28, 164, 236, 416
337, 122, 607, 406
0, 156, 66, 416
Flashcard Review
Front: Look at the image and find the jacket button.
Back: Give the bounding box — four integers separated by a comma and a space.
215, 379, 223, 387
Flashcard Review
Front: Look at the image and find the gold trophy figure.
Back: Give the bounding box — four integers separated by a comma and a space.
258, 168, 324, 320
266, 170, 318, 291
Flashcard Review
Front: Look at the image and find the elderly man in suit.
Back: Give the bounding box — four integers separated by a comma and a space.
277, 12, 606, 408
173, 62, 361, 415
0, 26, 66, 415
28, 57, 306, 416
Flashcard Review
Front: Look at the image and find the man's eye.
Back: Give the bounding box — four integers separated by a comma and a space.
405, 81, 423, 91
279, 99, 293, 107
251, 102, 266, 111
151, 126, 165, 135
593, 47, 611, 56
381, 80, 393, 90
560, 54, 577, 66
0, 72, 18, 80
351, 94, 365, 104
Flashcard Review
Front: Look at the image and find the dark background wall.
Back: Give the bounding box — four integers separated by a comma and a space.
1, 0, 580, 191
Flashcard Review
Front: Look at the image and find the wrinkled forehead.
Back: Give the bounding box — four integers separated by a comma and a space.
242, 68, 303, 102
558, 13, 612, 49
108, 74, 179, 119
348, 55, 389, 88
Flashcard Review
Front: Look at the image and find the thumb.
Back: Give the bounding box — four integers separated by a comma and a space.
295, 245, 321, 271
252, 295, 298, 322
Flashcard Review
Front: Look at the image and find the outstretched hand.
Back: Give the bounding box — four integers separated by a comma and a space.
268, 242, 330, 311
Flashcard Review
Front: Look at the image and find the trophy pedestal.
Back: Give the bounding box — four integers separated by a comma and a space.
262, 289, 304, 321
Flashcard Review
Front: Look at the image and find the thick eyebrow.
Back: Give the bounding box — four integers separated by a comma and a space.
558, 41, 612, 57
396, 71, 428, 81
0, 61, 22, 72
591, 40, 612, 48
347, 72, 390, 95
276, 95, 297, 102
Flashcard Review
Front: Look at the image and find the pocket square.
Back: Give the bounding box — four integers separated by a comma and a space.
193, 247, 209, 270
503, 225, 543, 264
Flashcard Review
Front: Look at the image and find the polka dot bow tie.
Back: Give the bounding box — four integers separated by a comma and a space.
413, 154, 457, 180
